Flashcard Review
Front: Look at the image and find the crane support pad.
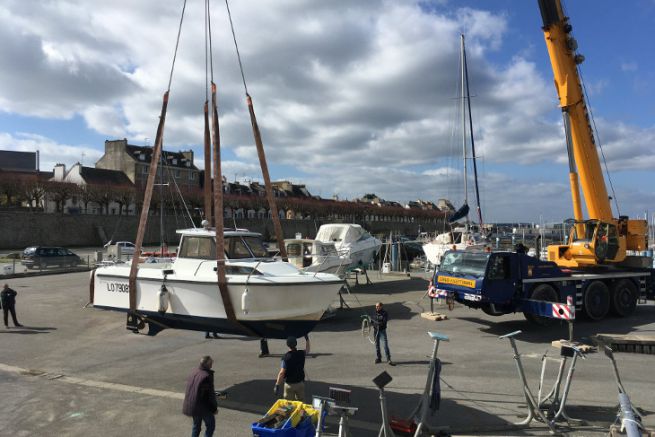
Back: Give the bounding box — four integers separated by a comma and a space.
593, 333, 655, 355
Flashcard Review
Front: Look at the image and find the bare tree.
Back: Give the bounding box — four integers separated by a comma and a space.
20, 176, 46, 211
88, 184, 115, 215
44, 181, 76, 213
0, 173, 22, 206
113, 185, 136, 215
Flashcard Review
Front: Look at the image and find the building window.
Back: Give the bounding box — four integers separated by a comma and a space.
189, 172, 195, 180
142, 166, 149, 174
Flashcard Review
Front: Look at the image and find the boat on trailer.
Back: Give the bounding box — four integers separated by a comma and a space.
92, 227, 343, 339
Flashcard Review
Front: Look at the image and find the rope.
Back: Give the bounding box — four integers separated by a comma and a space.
204, 0, 209, 100
361, 316, 375, 344
579, 66, 620, 215
167, 0, 188, 93
207, 0, 215, 82
224, 0, 249, 95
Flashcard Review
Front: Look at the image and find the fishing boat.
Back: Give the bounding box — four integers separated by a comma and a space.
92, 227, 343, 338
285, 237, 351, 278
423, 34, 489, 267
90, 2, 343, 339
314, 223, 382, 271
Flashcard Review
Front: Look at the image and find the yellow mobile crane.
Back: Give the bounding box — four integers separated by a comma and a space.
539, 0, 648, 268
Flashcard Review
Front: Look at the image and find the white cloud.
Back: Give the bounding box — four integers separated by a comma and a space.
0, 0, 653, 222
0, 132, 102, 170
621, 61, 638, 72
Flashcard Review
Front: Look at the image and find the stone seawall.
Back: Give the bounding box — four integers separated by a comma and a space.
0, 210, 443, 249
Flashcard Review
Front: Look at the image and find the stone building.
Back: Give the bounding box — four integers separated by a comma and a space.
96, 139, 199, 189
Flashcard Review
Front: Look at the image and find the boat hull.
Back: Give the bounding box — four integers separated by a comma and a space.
92, 262, 342, 339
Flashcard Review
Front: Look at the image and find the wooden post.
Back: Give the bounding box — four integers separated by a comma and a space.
128, 91, 169, 313
203, 100, 213, 226
246, 94, 288, 259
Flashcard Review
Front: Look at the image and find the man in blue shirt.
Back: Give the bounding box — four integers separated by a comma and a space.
373, 302, 394, 365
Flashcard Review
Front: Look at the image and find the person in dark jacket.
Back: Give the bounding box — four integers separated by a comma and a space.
274, 336, 309, 401
373, 302, 394, 365
183, 355, 218, 437
1, 283, 23, 328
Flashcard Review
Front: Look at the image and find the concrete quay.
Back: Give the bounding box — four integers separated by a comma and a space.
1, 271, 654, 436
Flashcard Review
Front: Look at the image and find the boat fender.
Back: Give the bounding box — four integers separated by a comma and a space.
241, 287, 251, 315
158, 284, 170, 313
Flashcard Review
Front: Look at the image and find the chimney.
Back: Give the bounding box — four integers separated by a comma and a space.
181, 150, 194, 163
53, 163, 66, 181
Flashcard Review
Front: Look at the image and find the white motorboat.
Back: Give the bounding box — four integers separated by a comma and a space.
91, 228, 343, 339
314, 224, 382, 270
422, 35, 489, 267
423, 225, 487, 267
285, 238, 351, 279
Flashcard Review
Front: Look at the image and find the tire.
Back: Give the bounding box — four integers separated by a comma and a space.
610, 279, 637, 317
583, 281, 610, 321
524, 283, 559, 326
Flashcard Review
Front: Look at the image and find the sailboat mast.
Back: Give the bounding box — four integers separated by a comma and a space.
460, 35, 468, 217
462, 34, 484, 226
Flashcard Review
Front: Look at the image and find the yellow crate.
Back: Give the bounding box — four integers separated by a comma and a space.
264, 399, 303, 428
300, 403, 320, 426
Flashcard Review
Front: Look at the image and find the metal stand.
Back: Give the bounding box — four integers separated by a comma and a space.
536, 343, 586, 426
372, 371, 396, 437
499, 331, 556, 434
338, 283, 351, 309
411, 332, 449, 437
601, 345, 644, 437
313, 391, 358, 437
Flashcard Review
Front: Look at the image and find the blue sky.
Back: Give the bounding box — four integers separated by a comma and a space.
0, 0, 654, 223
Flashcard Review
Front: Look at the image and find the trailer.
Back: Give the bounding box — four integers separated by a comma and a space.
432, 250, 653, 324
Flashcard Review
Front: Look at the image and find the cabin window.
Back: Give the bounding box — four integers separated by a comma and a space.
226, 237, 253, 259
243, 236, 268, 257
487, 255, 510, 280
179, 236, 216, 259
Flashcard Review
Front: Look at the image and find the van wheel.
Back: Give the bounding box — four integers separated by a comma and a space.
584, 281, 610, 321
610, 279, 637, 317
524, 284, 558, 326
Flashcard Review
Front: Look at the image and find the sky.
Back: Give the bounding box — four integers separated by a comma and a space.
0, 0, 654, 223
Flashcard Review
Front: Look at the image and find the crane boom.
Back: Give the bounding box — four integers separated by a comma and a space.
538, 0, 648, 267
539, 0, 611, 220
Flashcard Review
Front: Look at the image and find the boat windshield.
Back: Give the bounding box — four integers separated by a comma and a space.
439, 251, 490, 277
178, 234, 269, 260
226, 236, 269, 259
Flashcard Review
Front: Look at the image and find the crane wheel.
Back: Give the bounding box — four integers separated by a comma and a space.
524, 284, 558, 326
610, 279, 637, 317
583, 281, 610, 321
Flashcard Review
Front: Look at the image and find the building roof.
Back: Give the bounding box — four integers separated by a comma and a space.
125, 145, 198, 170
80, 166, 133, 186
0, 150, 38, 172
0, 168, 52, 181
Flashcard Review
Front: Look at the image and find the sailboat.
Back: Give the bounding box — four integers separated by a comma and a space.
423, 34, 489, 267
90, 1, 343, 339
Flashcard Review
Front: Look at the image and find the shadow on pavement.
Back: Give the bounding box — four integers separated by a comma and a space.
457, 305, 655, 344
220, 378, 518, 437
315, 302, 416, 334
1, 326, 57, 335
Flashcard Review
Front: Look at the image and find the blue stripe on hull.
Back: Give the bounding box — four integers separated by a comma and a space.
94, 305, 318, 339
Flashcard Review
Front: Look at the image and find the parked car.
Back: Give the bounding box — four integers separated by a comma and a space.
103, 241, 139, 257
21, 246, 81, 269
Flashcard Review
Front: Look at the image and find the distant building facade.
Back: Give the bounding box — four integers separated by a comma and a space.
96, 139, 199, 189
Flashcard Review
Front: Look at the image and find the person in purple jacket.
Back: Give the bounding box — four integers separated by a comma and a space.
183, 355, 218, 437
